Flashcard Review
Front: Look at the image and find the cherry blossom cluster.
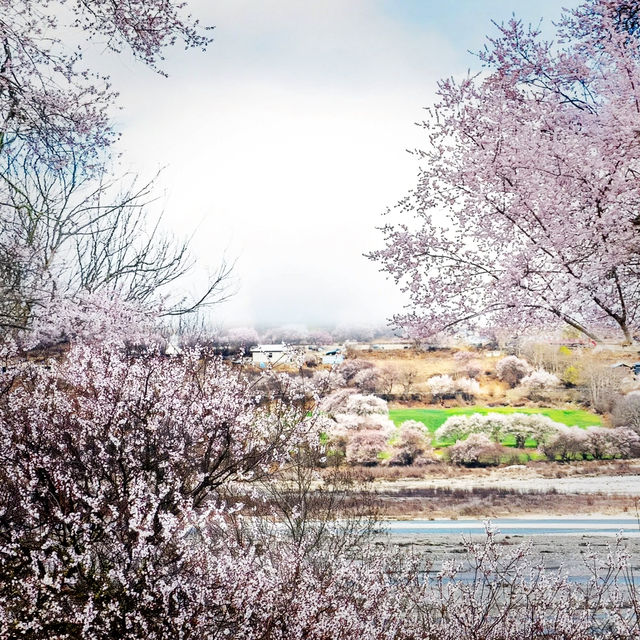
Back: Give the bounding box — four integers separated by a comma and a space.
426, 374, 480, 399
0, 0, 211, 169
0, 318, 318, 637
436, 412, 564, 448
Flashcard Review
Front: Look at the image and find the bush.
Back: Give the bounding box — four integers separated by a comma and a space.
612, 392, 640, 434
344, 393, 388, 416
332, 413, 396, 435
561, 365, 580, 387
456, 376, 480, 398
520, 368, 560, 389
303, 352, 320, 367
345, 430, 388, 466
447, 433, 506, 466
0, 341, 315, 636
496, 356, 531, 387
435, 415, 473, 442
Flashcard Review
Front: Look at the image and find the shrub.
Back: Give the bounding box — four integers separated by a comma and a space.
0, 341, 315, 636
426, 374, 456, 399
435, 415, 472, 442
447, 433, 506, 466
303, 353, 319, 367
561, 365, 580, 387
344, 393, 388, 416
323, 425, 349, 463
333, 413, 396, 435
496, 356, 531, 387
456, 376, 481, 398
612, 392, 640, 434
345, 430, 388, 466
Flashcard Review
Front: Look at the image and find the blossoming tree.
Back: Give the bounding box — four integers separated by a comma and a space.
0, 1, 229, 335
0, 299, 319, 637
372, 0, 640, 344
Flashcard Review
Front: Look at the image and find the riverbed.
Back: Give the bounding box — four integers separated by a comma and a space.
375, 517, 640, 580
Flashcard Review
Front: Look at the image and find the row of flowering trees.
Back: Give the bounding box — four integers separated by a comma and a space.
439, 413, 640, 466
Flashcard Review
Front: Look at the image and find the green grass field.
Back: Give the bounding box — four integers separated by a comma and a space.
389, 406, 602, 435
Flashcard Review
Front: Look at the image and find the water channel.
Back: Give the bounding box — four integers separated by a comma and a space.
382, 517, 640, 537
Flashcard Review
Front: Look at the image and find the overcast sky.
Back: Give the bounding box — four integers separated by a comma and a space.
106, 0, 578, 329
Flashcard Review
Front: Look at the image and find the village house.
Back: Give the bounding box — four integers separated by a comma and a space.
250, 343, 290, 365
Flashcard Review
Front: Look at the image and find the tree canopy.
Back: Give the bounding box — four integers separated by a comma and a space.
372, 0, 640, 344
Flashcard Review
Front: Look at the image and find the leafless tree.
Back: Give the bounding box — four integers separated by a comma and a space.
0, 151, 233, 333
400, 367, 418, 398
583, 363, 625, 413
377, 364, 400, 396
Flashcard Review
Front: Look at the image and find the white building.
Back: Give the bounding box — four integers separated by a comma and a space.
371, 342, 413, 351
251, 343, 290, 365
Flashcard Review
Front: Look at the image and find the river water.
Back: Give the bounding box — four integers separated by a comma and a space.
383, 517, 640, 537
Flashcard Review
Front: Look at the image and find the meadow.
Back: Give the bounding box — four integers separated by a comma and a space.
389, 406, 603, 432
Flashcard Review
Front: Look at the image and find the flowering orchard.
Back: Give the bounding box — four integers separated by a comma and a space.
372, 0, 640, 344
